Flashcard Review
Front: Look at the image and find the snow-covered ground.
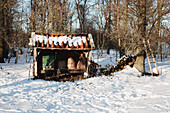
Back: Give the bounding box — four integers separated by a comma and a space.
0, 50, 170, 113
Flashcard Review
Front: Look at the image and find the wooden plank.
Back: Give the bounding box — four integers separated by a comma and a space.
35, 32, 88, 37
143, 39, 159, 75
143, 39, 153, 75
87, 51, 92, 74
147, 39, 159, 75
33, 47, 92, 51
33, 48, 38, 76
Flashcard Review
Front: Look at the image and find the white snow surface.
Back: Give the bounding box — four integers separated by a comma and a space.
0, 50, 170, 113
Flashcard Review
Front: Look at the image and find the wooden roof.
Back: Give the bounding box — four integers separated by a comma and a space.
30, 32, 95, 50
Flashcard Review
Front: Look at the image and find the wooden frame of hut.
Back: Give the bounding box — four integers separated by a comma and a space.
29, 32, 95, 80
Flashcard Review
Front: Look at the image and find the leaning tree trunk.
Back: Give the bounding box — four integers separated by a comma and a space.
107, 0, 112, 55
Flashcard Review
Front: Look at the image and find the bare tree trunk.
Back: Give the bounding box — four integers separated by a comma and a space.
157, 0, 163, 62
75, 0, 87, 33
15, 51, 18, 64
116, 0, 121, 57
107, 0, 112, 54
133, 0, 147, 75
8, 49, 13, 63
0, 35, 4, 63
120, 0, 128, 57
31, 0, 36, 32
0, 2, 4, 62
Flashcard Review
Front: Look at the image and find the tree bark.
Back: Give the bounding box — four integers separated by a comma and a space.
107, 0, 112, 54
134, 48, 146, 74
0, 36, 4, 63
120, 0, 128, 57
133, 0, 147, 74
31, 0, 36, 32
0, 3, 4, 62
157, 0, 163, 62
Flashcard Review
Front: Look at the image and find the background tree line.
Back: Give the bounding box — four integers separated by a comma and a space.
0, 0, 169, 74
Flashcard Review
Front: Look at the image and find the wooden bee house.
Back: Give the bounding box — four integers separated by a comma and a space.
29, 32, 95, 80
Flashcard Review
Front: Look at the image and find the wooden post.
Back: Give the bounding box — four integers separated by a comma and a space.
41, 40, 44, 47
65, 41, 69, 48
119, 38, 121, 58
46, 34, 49, 48
80, 40, 84, 48
33, 48, 38, 76
61, 41, 64, 48
37, 39, 40, 47
84, 36, 88, 48
51, 41, 54, 48
76, 42, 79, 48
87, 51, 92, 74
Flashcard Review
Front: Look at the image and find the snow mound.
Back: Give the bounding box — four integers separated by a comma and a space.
114, 65, 142, 77
0, 50, 170, 112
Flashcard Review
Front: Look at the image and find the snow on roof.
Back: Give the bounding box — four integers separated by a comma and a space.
31, 32, 95, 49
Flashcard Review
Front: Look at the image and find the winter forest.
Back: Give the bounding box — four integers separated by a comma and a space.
1, 0, 169, 62
0, 0, 170, 112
